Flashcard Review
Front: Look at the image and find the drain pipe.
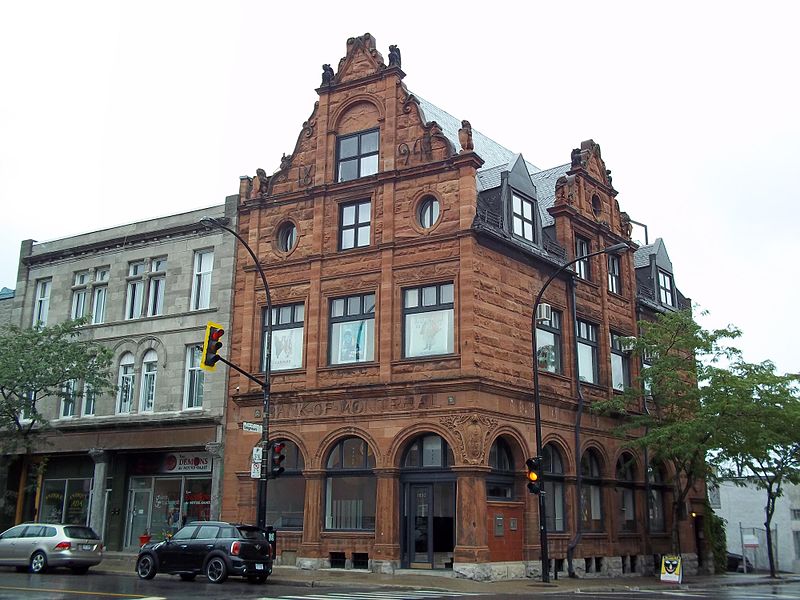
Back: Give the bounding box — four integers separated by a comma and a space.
566, 276, 584, 577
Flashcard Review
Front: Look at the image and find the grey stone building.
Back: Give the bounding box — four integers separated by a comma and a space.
5, 198, 236, 550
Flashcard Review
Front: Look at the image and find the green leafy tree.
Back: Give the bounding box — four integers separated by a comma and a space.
0, 318, 114, 519
714, 361, 800, 578
594, 308, 745, 554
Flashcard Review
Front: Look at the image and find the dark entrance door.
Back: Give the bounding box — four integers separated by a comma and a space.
403, 481, 455, 569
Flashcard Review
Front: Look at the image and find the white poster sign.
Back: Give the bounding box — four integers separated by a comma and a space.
272, 327, 303, 371
405, 309, 453, 357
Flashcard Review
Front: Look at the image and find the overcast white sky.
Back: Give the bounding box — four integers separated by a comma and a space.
1, 1, 798, 374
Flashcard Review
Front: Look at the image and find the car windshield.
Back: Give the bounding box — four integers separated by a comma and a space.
64, 526, 99, 539
237, 526, 266, 540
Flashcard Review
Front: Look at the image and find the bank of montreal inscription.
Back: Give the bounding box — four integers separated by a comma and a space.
265, 396, 535, 420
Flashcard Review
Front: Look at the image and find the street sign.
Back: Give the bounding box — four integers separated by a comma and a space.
243, 421, 263, 433
743, 534, 759, 548
251, 446, 263, 479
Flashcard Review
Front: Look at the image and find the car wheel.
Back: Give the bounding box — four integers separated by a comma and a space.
247, 573, 268, 584
136, 554, 157, 580
71, 566, 90, 575
30, 551, 48, 574
179, 573, 197, 581
205, 556, 228, 583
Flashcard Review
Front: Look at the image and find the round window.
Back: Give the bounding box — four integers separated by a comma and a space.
418, 196, 440, 229
277, 222, 298, 252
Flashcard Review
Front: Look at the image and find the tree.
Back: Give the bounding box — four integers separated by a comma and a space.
593, 308, 746, 555
714, 361, 800, 578
0, 319, 114, 519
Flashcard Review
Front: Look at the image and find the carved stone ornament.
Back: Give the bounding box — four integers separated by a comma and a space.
458, 120, 474, 153
280, 153, 292, 171
571, 147, 585, 169
250, 168, 269, 199
440, 413, 498, 465
388, 44, 401, 68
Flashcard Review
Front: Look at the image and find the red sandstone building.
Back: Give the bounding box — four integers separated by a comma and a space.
219, 34, 706, 580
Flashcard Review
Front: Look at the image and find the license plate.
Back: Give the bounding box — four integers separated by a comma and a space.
81, 544, 93, 551
255, 563, 264, 570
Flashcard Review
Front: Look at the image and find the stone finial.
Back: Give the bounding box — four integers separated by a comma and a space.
280, 153, 292, 171
388, 44, 401, 68
321, 64, 334, 86
458, 120, 474, 153
250, 168, 269, 199
606, 169, 613, 187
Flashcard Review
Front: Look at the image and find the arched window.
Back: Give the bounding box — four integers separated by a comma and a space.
402, 434, 454, 469
140, 349, 158, 412
543, 444, 566, 532
266, 440, 305, 529
580, 449, 604, 532
648, 462, 667, 532
487, 438, 514, 499
117, 352, 135, 414
617, 453, 637, 532
325, 437, 376, 531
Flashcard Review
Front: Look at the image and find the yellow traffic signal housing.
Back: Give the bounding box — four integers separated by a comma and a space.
526, 456, 542, 494
200, 321, 225, 372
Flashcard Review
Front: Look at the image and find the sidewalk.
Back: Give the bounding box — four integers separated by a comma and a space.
99, 552, 800, 595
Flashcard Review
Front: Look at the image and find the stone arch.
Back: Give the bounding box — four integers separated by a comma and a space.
580, 441, 611, 478
137, 336, 167, 367
330, 94, 385, 135
542, 432, 574, 474
111, 339, 139, 364
314, 426, 382, 470
486, 425, 530, 471
387, 422, 458, 469
268, 428, 311, 469
613, 448, 642, 480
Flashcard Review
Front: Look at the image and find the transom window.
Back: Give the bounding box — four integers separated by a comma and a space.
329, 293, 375, 365
610, 332, 631, 391
264, 303, 305, 371
402, 282, 454, 358
608, 254, 621, 294
325, 437, 376, 531
339, 200, 371, 250
337, 129, 379, 182
575, 237, 590, 280
512, 194, 535, 242
658, 270, 675, 307
577, 320, 599, 384
487, 438, 514, 499
537, 310, 562, 374
403, 434, 455, 469
418, 196, 440, 229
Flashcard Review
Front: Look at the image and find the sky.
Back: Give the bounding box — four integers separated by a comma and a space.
1, 1, 798, 375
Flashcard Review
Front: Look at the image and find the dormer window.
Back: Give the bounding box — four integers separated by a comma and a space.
658, 270, 675, 307
512, 194, 535, 242
337, 129, 379, 182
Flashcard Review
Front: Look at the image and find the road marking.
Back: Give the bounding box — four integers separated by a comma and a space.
259, 592, 483, 600
0, 585, 155, 599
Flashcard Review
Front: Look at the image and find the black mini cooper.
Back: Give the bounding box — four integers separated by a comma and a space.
135, 521, 274, 584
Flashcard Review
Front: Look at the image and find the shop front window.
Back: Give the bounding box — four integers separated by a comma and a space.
40, 478, 91, 525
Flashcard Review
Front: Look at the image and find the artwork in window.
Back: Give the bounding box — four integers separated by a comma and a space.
272, 327, 304, 371
405, 309, 454, 357
332, 320, 374, 364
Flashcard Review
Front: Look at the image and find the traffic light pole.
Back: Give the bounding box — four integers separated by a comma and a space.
200, 216, 272, 530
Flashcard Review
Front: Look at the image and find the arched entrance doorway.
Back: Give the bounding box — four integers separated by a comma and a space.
400, 434, 455, 570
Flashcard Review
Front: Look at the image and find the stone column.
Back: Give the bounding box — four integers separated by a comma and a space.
298, 470, 324, 569
88, 449, 109, 536
372, 468, 400, 573
452, 465, 491, 580
205, 441, 224, 521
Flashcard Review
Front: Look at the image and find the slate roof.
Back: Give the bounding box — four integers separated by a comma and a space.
634, 239, 662, 268
530, 163, 570, 227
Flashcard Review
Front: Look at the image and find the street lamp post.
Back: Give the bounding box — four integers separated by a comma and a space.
531, 241, 627, 583
201, 216, 273, 530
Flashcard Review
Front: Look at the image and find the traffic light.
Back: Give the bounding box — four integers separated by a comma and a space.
526, 456, 542, 494
200, 321, 225, 372
270, 441, 286, 478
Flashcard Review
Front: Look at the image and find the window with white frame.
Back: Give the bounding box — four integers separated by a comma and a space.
264, 303, 304, 371
537, 310, 562, 374
60, 380, 77, 418
339, 200, 371, 250
575, 237, 591, 280
336, 129, 379, 183
191, 250, 214, 310
125, 261, 145, 320
20, 390, 35, 422
117, 353, 135, 414
577, 320, 599, 384
147, 258, 166, 317
140, 349, 158, 412
402, 282, 454, 358
91, 268, 109, 325
512, 194, 535, 242
608, 254, 621, 294
658, 270, 675, 307
83, 384, 96, 417
71, 271, 89, 320
184, 346, 204, 409
33, 279, 51, 327
610, 332, 631, 391
329, 293, 375, 365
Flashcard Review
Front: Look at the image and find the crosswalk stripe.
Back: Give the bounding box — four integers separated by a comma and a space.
256, 592, 483, 600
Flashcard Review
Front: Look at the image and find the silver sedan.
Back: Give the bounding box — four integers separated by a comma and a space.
0, 523, 103, 573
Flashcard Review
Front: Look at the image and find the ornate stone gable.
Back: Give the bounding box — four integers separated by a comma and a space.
335, 33, 386, 84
